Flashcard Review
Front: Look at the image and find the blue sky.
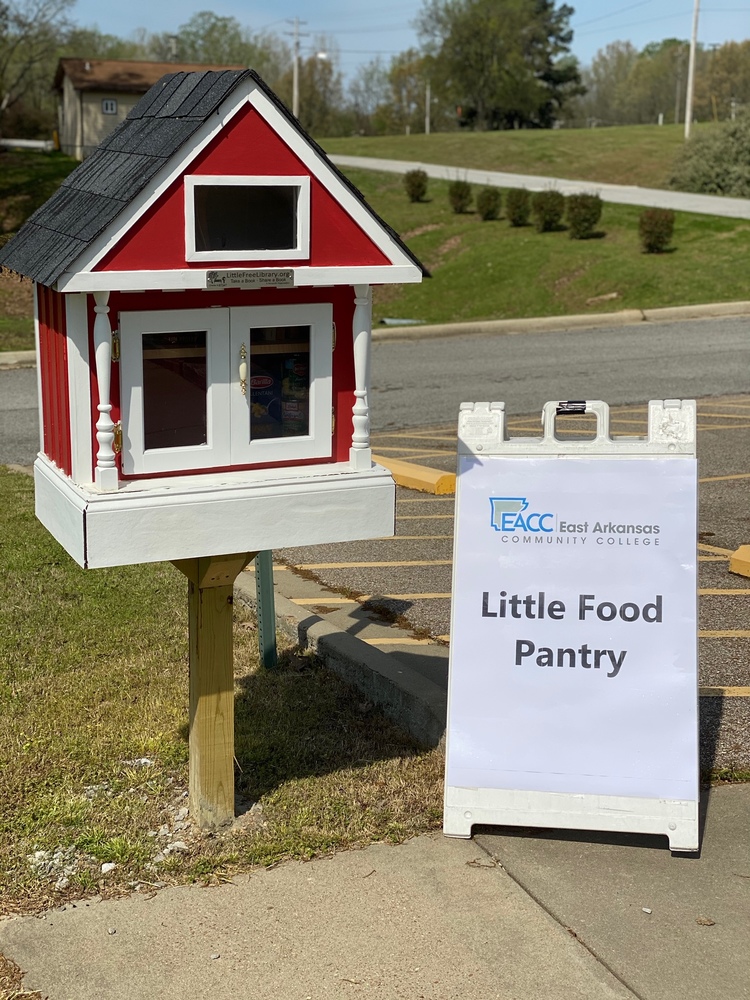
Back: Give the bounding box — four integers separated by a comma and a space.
71, 0, 749, 79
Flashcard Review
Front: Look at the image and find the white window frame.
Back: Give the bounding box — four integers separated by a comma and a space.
184, 175, 311, 262
101, 98, 118, 115
229, 303, 333, 465
119, 308, 231, 475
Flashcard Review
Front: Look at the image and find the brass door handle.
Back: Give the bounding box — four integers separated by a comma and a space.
239, 343, 247, 395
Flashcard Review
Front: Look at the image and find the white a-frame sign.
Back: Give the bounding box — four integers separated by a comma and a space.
444, 400, 699, 852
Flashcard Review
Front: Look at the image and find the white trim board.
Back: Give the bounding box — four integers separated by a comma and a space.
34, 455, 395, 568
56, 265, 422, 293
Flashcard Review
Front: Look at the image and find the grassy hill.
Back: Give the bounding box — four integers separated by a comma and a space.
323, 123, 717, 190
345, 168, 750, 327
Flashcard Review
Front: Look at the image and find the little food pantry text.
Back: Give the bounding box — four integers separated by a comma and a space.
481, 592, 664, 679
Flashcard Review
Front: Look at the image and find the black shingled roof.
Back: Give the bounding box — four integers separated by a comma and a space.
0, 69, 425, 288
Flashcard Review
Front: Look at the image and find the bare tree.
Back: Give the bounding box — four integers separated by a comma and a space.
0, 0, 73, 134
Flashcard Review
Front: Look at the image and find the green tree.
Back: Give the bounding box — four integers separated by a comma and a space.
416, 0, 582, 130
576, 40, 639, 125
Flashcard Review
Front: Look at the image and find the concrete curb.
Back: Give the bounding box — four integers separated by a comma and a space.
373, 454, 456, 494
0, 349, 36, 367
372, 301, 750, 342
234, 574, 447, 749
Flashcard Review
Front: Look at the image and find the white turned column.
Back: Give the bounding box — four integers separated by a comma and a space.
93, 290, 118, 492
350, 283, 372, 471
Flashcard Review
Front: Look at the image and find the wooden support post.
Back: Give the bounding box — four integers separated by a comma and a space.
173, 554, 255, 829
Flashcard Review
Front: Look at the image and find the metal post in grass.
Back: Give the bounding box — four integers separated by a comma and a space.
255, 550, 278, 669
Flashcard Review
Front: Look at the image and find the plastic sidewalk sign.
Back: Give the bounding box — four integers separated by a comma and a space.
443, 400, 699, 852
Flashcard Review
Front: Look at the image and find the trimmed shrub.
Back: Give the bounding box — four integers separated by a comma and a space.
448, 179, 472, 213
670, 111, 750, 197
404, 169, 428, 203
506, 188, 531, 227
476, 187, 501, 221
639, 208, 675, 253
531, 190, 565, 232
566, 193, 603, 239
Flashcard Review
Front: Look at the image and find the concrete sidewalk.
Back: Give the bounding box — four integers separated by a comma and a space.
1, 550, 748, 999
331, 153, 750, 221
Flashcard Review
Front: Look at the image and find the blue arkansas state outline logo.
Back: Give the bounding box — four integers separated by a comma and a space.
490, 497, 529, 530
490, 497, 554, 533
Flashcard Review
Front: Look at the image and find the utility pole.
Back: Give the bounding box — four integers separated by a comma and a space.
285, 17, 308, 119
684, 0, 700, 139
425, 80, 431, 134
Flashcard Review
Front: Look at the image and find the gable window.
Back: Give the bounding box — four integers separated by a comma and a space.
101, 98, 118, 115
185, 176, 310, 262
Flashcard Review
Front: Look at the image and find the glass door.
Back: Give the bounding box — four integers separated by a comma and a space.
119, 309, 231, 475
229, 304, 333, 465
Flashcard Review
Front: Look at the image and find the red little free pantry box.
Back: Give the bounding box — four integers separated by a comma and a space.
0, 70, 424, 568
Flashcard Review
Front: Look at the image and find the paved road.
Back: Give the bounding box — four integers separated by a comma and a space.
332, 154, 750, 220
0, 366, 37, 466
370, 315, 750, 429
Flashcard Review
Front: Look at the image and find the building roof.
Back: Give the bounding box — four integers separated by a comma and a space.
0, 70, 425, 288
53, 58, 246, 94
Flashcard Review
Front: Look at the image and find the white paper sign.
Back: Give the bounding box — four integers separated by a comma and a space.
446, 455, 698, 804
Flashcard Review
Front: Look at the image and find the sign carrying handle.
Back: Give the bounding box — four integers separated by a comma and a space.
541, 399, 611, 443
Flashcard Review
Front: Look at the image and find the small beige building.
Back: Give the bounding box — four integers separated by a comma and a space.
54, 59, 245, 159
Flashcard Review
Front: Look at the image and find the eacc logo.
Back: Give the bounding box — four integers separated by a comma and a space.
490, 497, 554, 533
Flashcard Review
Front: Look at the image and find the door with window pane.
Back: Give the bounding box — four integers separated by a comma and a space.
119, 309, 230, 475
229, 304, 333, 465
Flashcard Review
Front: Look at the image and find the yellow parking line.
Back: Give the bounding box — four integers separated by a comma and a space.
699, 588, 750, 595
699, 686, 750, 697
698, 423, 750, 431
374, 433, 457, 442
700, 472, 750, 483
698, 543, 735, 555
699, 555, 728, 561
290, 560, 453, 569
697, 411, 750, 419
377, 445, 451, 461
699, 629, 750, 637
385, 451, 454, 460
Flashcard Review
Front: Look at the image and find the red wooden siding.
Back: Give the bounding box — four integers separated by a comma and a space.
36, 285, 72, 476
95, 103, 390, 273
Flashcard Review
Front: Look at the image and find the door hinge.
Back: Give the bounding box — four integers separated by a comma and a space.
332, 407, 335, 435
113, 421, 122, 454
332, 322, 336, 350
111, 329, 120, 362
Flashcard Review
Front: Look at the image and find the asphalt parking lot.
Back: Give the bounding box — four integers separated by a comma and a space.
273, 395, 750, 769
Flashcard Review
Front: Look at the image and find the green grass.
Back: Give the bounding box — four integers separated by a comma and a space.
323, 123, 720, 190
0, 150, 78, 234
344, 169, 750, 326
0, 468, 442, 913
